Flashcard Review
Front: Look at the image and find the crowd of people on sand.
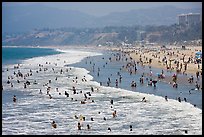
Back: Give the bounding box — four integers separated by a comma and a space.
2, 46, 201, 134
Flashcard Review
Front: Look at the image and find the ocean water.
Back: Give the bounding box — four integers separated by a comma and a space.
2, 47, 62, 65
2, 47, 202, 135
2, 47, 62, 104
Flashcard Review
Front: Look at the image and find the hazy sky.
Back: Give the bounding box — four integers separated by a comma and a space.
3, 2, 202, 16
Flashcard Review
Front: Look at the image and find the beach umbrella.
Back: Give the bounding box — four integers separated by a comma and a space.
195, 52, 202, 58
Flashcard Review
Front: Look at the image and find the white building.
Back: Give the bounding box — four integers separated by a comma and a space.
178, 13, 201, 26
186, 13, 201, 26
178, 14, 186, 25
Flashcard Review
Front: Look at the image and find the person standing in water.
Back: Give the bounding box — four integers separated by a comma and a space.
78, 122, 81, 130
13, 95, 17, 102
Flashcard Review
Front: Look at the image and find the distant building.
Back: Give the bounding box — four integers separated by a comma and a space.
178, 13, 201, 26
186, 13, 201, 26
178, 14, 186, 25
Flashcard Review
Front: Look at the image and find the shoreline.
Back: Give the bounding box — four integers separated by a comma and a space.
2, 46, 202, 134
3, 45, 202, 88
105, 45, 202, 87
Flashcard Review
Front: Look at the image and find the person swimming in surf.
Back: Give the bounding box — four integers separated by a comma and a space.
142, 97, 147, 102
51, 121, 57, 128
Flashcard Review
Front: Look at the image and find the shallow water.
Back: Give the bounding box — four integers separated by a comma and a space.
2, 48, 202, 135
72, 51, 202, 109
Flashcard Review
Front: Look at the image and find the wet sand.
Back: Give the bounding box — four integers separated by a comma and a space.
106, 45, 202, 88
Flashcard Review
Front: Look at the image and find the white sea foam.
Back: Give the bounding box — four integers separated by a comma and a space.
2, 49, 202, 135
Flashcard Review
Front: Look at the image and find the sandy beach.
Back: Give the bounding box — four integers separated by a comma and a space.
105, 45, 202, 87
130, 46, 202, 74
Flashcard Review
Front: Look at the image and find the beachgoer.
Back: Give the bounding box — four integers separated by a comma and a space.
13, 95, 17, 102
49, 94, 52, 99
148, 79, 152, 86
152, 80, 157, 87
173, 82, 178, 88
119, 75, 122, 83
196, 71, 200, 80
51, 121, 57, 128
115, 79, 118, 88
178, 97, 181, 102
195, 81, 200, 90
130, 125, 133, 131
142, 97, 146, 102
131, 81, 136, 87
7, 80, 10, 84
77, 122, 81, 130
165, 96, 168, 101
73, 86, 76, 94
87, 124, 90, 130
110, 99, 113, 105
112, 110, 117, 118
84, 93, 87, 99
81, 101, 86, 104
140, 76, 144, 84
65, 91, 69, 97
108, 127, 111, 131
91, 87, 94, 92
